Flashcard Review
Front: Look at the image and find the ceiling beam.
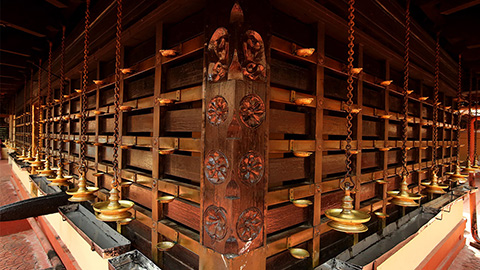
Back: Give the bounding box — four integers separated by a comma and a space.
0, 48, 30, 57
0, 62, 26, 69
0, 20, 46, 38
440, 0, 480, 15
45, 0, 68, 8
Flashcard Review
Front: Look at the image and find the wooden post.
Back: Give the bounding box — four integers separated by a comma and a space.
152, 21, 163, 265
199, 1, 269, 268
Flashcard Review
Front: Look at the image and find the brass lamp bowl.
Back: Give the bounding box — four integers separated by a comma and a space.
375, 179, 387, 184
93, 80, 103, 85
47, 175, 73, 186
117, 217, 134, 226
38, 169, 56, 177
380, 114, 392, 119
157, 241, 176, 251
294, 48, 315, 57
380, 80, 393, 86
419, 96, 429, 101
75, 89, 82, 93
94, 110, 104, 115
293, 97, 314, 106
120, 68, 134, 75
351, 68, 363, 75
293, 151, 312, 158
67, 186, 99, 202
421, 183, 448, 194
158, 195, 176, 203
93, 172, 104, 177
120, 105, 132, 111
387, 190, 422, 207
75, 113, 82, 118
93, 200, 135, 222
325, 208, 371, 234
159, 148, 175, 155
94, 142, 104, 146
157, 98, 176, 106
289, 248, 310, 259
378, 147, 391, 152
374, 211, 388, 219
159, 49, 179, 57
291, 199, 312, 208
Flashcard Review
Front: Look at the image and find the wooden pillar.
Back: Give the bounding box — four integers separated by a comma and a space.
152, 21, 163, 264
355, 44, 364, 209
199, 1, 269, 268
311, 21, 325, 268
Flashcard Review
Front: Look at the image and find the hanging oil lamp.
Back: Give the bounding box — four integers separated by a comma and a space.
461, 77, 479, 175
387, 0, 422, 207
29, 62, 46, 174
92, 0, 134, 227
325, 0, 371, 234
422, 34, 448, 195
66, 0, 99, 202
17, 83, 28, 160
38, 41, 56, 178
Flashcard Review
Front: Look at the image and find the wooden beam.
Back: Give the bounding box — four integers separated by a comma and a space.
45, 0, 67, 8
0, 20, 46, 38
0, 48, 30, 57
0, 62, 26, 69
439, 0, 480, 15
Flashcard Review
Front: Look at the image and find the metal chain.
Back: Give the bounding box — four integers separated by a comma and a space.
340, 0, 356, 191
79, 0, 90, 175
59, 26, 66, 162
401, 0, 411, 177
112, 0, 123, 188
467, 69, 472, 163
456, 54, 462, 165
47, 41, 53, 157
432, 34, 439, 173
37, 60, 42, 153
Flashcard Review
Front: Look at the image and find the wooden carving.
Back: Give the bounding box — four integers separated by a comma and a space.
207, 96, 229, 125
236, 207, 263, 242
243, 30, 266, 81
204, 205, 228, 241
239, 94, 265, 128
238, 151, 264, 185
208, 27, 229, 82
205, 150, 229, 184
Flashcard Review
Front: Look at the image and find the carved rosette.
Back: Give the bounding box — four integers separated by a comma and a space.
204, 205, 228, 241
239, 94, 265, 128
208, 28, 229, 82
238, 151, 264, 185
236, 207, 263, 242
205, 150, 229, 184
207, 96, 229, 125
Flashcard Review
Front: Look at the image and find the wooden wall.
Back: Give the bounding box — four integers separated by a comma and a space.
13, 0, 462, 269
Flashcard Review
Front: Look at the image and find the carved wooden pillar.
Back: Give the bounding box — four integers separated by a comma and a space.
200, 1, 269, 268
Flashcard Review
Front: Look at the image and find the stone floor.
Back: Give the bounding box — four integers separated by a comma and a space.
0, 160, 53, 270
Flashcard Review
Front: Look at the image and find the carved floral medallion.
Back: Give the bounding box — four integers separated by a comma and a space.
204, 205, 228, 241
236, 207, 263, 242
238, 151, 264, 185
205, 150, 229, 184
239, 94, 265, 128
207, 96, 229, 125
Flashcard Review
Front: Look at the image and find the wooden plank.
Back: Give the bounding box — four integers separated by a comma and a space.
266, 204, 309, 234
269, 158, 307, 186
164, 108, 202, 132
270, 109, 308, 134
164, 154, 201, 183
164, 199, 200, 232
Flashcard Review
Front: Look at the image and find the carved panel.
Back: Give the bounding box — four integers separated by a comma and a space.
236, 207, 263, 242
207, 96, 229, 125
205, 150, 229, 184
238, 151, 264, 185
208, 27, 229, 82
239, 94, 265, 128
243, 30, 266, 81
204, 205, 228, 241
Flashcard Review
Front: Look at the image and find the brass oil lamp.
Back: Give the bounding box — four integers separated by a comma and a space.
325, 0, 370, 235
387, 0, 421, 208
66, 3, 98, 202
92, 0, 134, 229
422, 36, 448, 196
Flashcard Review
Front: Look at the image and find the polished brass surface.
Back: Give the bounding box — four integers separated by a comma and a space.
158, 195, 176, 203
447, 165, 466, 183
461, 160, 478, 174
292, 151, 312, 158
325, 189, 371, 234
37, 156, 56, 177
159, 149, 175, 155
157, 241, 176, 251
47, 164, 73, 186
387, 175, 422, 207
67, 173, 99, 202
422, 171, 448, 194
289, 248, 310, 259
293, 97, 314, 106
291, 199, 313, 208
93, 189, 134, 222
374, 211, 388, 219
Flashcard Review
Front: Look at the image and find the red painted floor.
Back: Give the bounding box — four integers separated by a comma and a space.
0, 160, 54, 270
